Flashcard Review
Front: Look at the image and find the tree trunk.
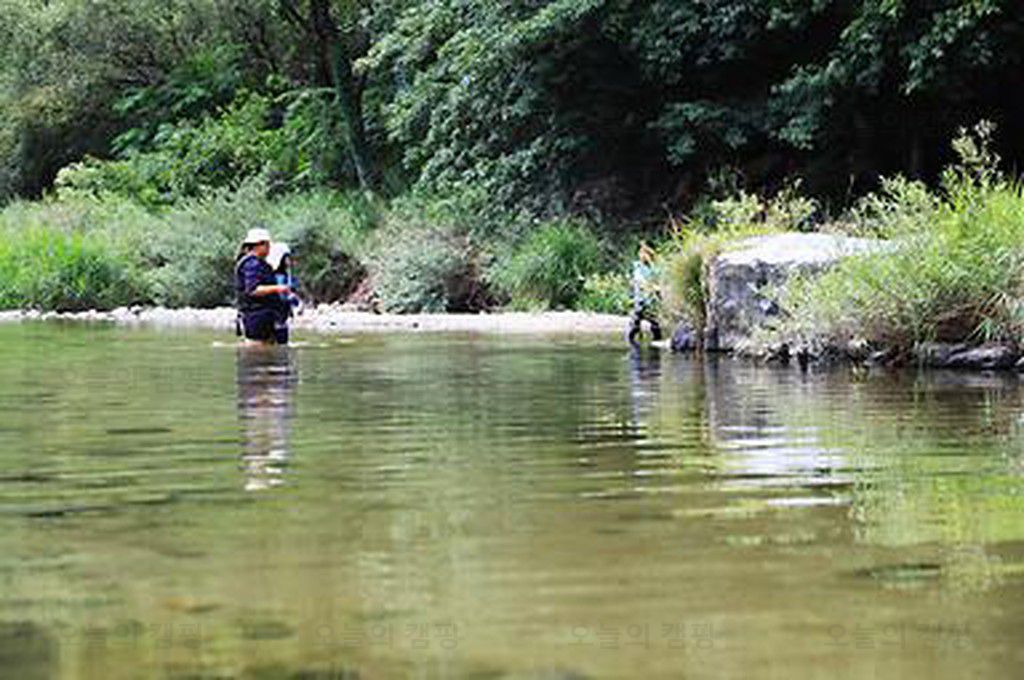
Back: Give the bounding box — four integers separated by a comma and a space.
309, 0, 375, 191
327, 40, 374, 191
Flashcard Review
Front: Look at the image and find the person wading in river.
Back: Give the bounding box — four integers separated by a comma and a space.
235, 227, 291, 345
626, 241, 663, 346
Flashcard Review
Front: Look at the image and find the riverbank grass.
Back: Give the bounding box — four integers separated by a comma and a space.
0, 187, 378, 311
0, 227, 147, 311
772, 174, 1024, 349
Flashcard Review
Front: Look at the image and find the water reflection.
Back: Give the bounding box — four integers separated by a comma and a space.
236, 346, 297, 491
653, 359, 1022, 596
0, 622, 57, 680
700, 361, 849, 493
5, 325, 1024, 679
627, 346, 662, 427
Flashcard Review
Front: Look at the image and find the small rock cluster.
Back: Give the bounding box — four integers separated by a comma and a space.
673, 319, 1024, 372
1, 306, 236, 329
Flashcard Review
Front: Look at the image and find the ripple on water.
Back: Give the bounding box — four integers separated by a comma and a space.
1, 328, 1024, 680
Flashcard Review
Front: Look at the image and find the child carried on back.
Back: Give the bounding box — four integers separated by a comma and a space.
266, 242, 303, 345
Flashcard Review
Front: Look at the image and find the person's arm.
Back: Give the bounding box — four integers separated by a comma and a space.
241, 258, 289, 298
250, 284, 289, 296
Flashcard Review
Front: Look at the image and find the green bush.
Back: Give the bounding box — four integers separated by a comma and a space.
55, 88, 361, 208
56, 92, 285, 208
142, 200, 246, 308
578, 271, 631, 314
489, 220, 604, 309
368, 200, 487, 313
0, 228, 148, 311
270, 192, 377, 302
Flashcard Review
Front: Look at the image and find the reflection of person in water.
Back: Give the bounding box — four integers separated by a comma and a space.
236, 347, 297, 491
627, 345, 662, 429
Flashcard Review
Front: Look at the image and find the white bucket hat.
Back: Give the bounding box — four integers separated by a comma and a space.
243, 227, 272, 244
266, 242, 291, 270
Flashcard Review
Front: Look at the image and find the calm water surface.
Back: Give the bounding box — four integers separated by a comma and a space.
1, 323, 1024, 679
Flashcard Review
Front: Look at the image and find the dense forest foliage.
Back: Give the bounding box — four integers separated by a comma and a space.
0, 0, 1022, 313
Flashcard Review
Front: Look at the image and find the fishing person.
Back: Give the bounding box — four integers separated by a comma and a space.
235, 227, 291, 345
626, 241, 663, 346
265, 241, 303, 345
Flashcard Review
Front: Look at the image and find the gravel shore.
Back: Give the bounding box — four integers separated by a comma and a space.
0, 305, 629, 336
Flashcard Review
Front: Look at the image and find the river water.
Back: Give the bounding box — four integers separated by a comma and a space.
1, 323, 1023, 679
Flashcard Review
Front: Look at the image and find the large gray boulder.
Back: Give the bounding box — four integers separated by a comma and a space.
703, 233, 889, 352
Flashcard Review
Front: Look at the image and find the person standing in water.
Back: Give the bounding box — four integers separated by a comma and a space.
626, 241, 663, 346
235, 227, 291, 345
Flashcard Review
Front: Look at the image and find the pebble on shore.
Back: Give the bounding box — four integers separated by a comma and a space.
0, 305, 629, 336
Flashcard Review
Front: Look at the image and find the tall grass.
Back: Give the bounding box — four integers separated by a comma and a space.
0, 229, 147, 310
0, 198, 152, 310
488, 220, 605, 309
776, 180, 1024, 347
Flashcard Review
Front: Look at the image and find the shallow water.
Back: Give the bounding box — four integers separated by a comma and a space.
1, 323, 1024, 679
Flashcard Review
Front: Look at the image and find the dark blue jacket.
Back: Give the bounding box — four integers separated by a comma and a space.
235, 254, 277, 313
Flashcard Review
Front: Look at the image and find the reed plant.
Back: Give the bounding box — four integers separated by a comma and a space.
488, 219, 605, 310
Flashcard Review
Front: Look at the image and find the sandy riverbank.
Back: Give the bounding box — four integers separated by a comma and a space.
0, 305, 630, 336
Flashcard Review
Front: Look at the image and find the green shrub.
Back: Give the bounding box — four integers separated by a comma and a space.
270, 192, 377, 302
686, 180, 819, 235
0, 228, 148, 311
578, 272, 631, 314
846, 175, 939, 238
489, 220, 604, 309
56, 88, 361, 208
369, 200, 487, 313
56, 92, 285, 207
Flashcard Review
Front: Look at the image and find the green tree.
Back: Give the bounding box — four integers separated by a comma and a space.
0, 0, 244, 200
278, 0, 378, 191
